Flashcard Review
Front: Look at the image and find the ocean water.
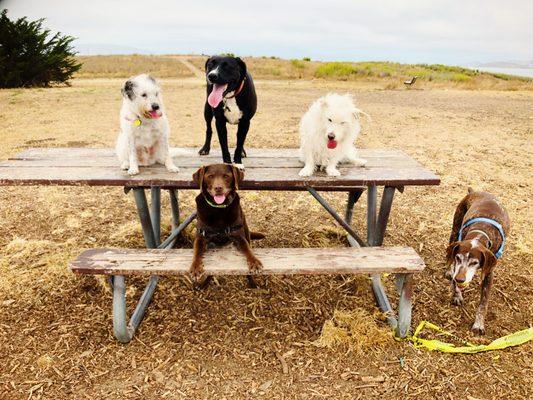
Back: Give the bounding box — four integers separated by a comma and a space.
475, 67, 533, 78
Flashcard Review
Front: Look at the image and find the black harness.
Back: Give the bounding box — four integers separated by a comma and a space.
198, 224, 243, 242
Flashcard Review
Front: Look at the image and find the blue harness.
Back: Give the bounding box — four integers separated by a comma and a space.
458, 217, 505, 259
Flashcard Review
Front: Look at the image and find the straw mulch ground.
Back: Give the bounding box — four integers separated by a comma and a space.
0, 76, 531, 399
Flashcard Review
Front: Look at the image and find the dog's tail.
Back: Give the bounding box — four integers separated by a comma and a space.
468, 186, 475, 194
250, 232, 265, 240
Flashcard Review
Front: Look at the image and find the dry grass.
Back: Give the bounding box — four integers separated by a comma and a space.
0, 70, 532, 399
73, 55, 533, 90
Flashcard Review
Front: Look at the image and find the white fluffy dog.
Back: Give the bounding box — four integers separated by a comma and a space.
299, 93, 367, 177
116, 74, 179, 175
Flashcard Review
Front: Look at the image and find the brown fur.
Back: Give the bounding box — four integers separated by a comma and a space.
445, 187, 510, 334
189, 164, 264, 287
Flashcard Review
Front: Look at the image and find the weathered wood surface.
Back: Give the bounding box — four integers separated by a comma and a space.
70, 246, 426, 276
0, 148, 439, 189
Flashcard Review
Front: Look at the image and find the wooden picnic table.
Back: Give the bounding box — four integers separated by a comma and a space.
0, 147, 439, 343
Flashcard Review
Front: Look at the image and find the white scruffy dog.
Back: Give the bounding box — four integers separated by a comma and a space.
116, 74, 179, 175
299, 93, 367, 177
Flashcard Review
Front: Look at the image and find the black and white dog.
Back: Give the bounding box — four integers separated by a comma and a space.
199, 55, 257, 166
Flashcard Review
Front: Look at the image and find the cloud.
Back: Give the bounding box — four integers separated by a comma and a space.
3, 0, 532, 64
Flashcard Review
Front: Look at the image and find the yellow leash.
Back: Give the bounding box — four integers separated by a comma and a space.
400, 320, 533, 354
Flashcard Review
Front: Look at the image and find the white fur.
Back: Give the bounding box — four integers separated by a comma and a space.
223, 94, 242, 125
298, 93, 367, 177
116, 74, 179, 175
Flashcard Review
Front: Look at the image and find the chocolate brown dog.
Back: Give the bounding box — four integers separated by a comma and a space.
445, 188, 510, 334
190, 163, 264, 285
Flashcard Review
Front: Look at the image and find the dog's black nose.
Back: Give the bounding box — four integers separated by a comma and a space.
327, 133, 335, 140
151, 103, 160, 110
455, 276, 466, 283
207, 72, 217, 81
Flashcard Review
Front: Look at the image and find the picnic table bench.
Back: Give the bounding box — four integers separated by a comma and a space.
0, 147, 439, 343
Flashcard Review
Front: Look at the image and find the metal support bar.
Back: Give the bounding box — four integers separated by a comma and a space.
158, 212, 197, 249
307, 187, 366, 247
365, 185, 399, 329
375, 187, 396, 246
112, 275, 132, 343
132, 188, 157, 249
344, 189, 365, 248
112, 187, 164, 343
395, 273, 413, 338
151, 187, 161, 246
168, 189, 181, 248
367, 185, 377, 246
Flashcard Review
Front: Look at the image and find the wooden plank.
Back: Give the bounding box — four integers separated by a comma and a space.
0, 165, 440, 188
69, 246, 426, 276
11, 147, 405, 160
0, 147, 440, 188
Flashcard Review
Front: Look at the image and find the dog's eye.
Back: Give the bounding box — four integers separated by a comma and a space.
141, 93, 147, 98
341, 121, 346, 125
327, 118, 332, 122
155, 92, 159, 97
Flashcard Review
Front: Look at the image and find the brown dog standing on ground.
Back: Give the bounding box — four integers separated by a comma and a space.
445, 188, 510, 334
190, 163, 264, 285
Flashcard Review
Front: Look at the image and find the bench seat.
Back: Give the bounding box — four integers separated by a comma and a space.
70, 246, 425, 276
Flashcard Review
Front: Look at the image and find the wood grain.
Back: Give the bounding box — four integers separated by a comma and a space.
0, 148, 440, 189
69, 246, 426, 276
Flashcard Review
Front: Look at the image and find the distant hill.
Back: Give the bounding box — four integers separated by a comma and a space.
472, 60, 533, 69
76, 43, 151, 55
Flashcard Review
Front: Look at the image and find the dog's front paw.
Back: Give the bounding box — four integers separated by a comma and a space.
166, 164, 180, 173
471, 322, 486, 335
248, 258, 263, 275
326, 167, 341, 177
198, 146, 210, 156
451, 294, 463, 306
189, 262, 205, 282
127, 166, 140, 175
299, 166, 314, 177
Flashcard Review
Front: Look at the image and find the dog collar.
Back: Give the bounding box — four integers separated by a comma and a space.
458, 217, 505, 258
124, 115, 142, 126
203, 193, 234, 208
225, 77, 246, 99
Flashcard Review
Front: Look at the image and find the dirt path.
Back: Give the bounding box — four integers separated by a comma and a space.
176, 57, 204, 79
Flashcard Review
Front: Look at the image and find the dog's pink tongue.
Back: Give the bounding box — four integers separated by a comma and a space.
149, 110, 160, 118
213, 194, 226, 204
327, 139, 338, 149
208, 84, 227, 108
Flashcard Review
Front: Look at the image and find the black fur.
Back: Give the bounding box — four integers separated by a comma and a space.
121, 79, 135, 100
200, 55, 257, 164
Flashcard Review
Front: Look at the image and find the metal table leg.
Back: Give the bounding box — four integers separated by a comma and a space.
344, 189, 365, 248
112, 187, 198, 343
395, 273, 413, 338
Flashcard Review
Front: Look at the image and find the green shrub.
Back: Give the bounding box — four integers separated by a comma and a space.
315, 62, 358, 78
0, 9, 81, 88
302, 57, 311, 61
291, 59, 305, 69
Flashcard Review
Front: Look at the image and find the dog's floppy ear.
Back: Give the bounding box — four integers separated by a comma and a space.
122, 79, 135, 100
480, 247, 497, 279
230, 165, 244, 190
205, 56, 213, 71
193, 166, 206, 189
445, 242, 460, 266
353, 107, 371, 122
236, 57, 247, 78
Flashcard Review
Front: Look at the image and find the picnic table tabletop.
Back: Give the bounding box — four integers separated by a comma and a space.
0, 147, 439, 190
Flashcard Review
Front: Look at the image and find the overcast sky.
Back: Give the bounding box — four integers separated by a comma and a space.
3, 0, 532, 65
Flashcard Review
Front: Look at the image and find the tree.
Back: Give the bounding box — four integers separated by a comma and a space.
0, 9, 82, 88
